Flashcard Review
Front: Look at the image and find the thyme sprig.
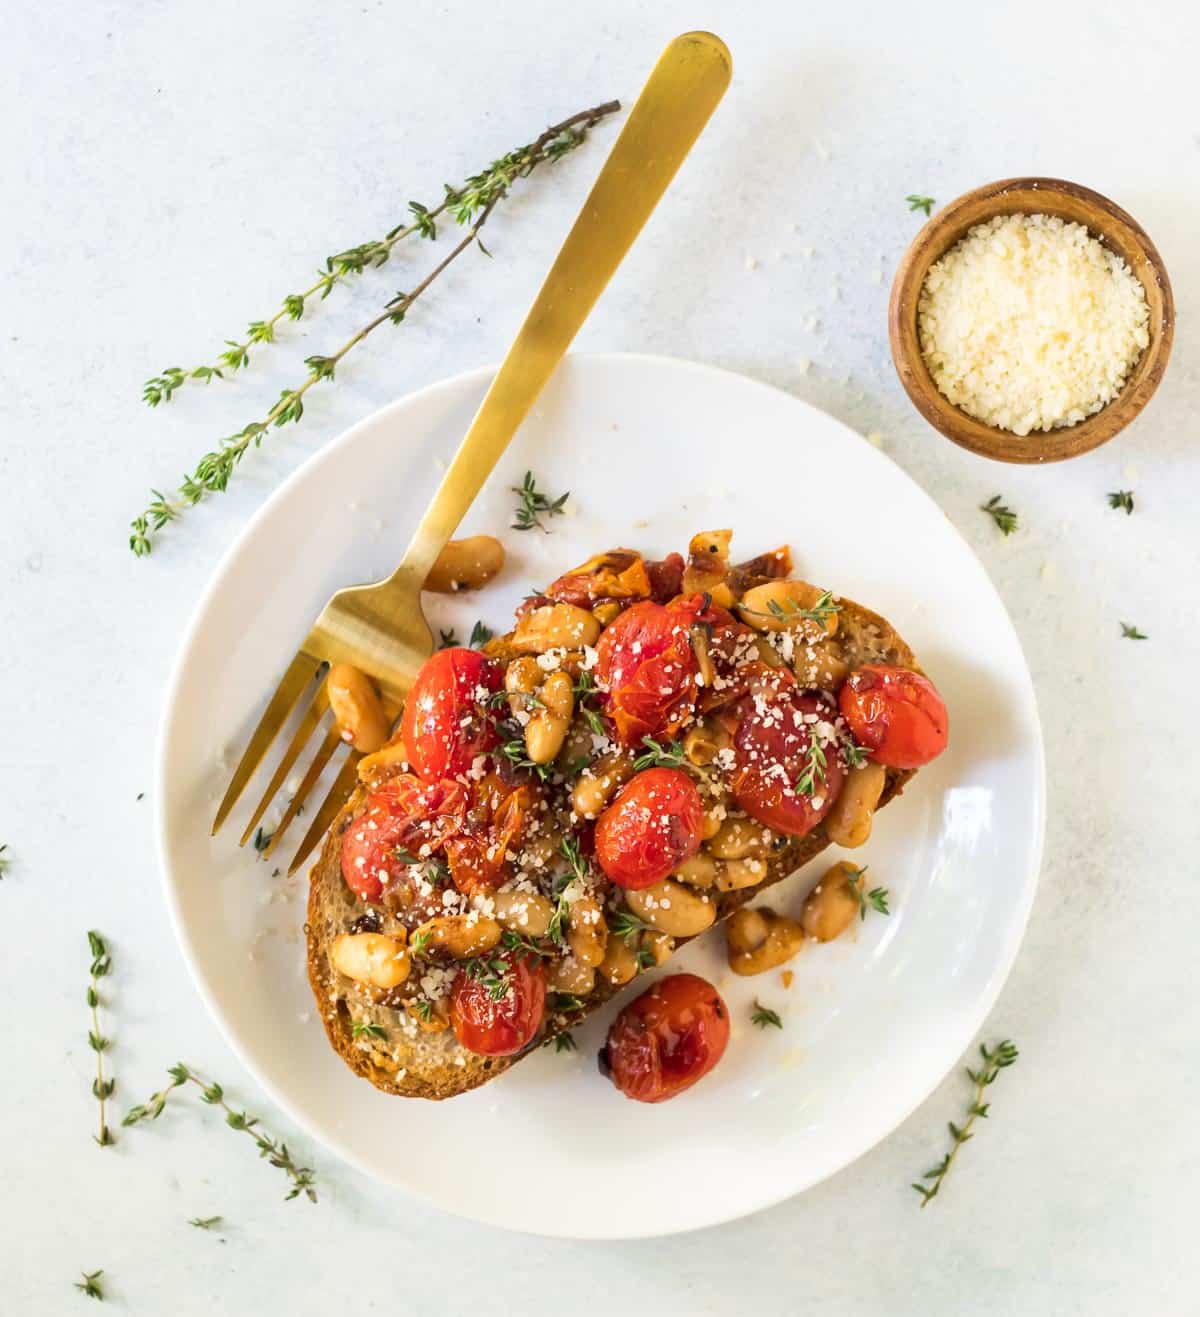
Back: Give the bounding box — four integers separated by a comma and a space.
1120, 622, 1148, 640
610, 909, 655, 945
1107, 490, 1135, 514
189, 1216, 223, 1230
130, 100, 619, 555
438, 620, 494, 650
123, 1063, 317, 1203
741, 589, 840, 628
751, 1000, 783, 1029
572, 670, 607, 736
912, 1039, 1019, 1207
511, 470, 570, 532
633, 736, 687, 771
86, 932, 115, 1148
794, 740, 828, 798
543, 1031, 578, 1053
75, 1271, 105, 1301
841, 737, 871, 769
981, 495, 1018, 536
907, 193, 936, 216
844, 864, 890, 919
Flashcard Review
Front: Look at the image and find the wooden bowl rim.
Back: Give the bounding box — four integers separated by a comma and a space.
888, 176, 1175, 465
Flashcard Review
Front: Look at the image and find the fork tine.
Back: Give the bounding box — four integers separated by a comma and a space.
238, 685, 331, 847
260, 727, 343, 861
286, 754, 362, 876
213, 652, 323, 835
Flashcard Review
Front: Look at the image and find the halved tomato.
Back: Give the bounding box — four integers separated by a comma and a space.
444, 774, 537, 895
340, 775, 466, 902
545, 549, 651, 609
730, 689, 845, 837
399, 647, 503, 782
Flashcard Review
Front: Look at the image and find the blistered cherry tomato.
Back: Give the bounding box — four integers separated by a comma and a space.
730, 689, 845, 837
595, 597, 700, 745
400, 647, 503, 781
340, 775, 466, 902
594, 767, 703, 890
603, 973, 730, 1103
450, 951, 546, 1057
838, 664, 948, 769
445, 775, 537, 895
645, 552, 685, 602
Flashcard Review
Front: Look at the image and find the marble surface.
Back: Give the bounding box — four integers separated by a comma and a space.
2, 1, 1197, 1312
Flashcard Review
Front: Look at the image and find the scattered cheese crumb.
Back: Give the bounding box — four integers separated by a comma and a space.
797, 356, 811, 376
865, 430, 885, 449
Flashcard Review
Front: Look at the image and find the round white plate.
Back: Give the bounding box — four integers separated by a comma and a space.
158, 353, 1044, 1239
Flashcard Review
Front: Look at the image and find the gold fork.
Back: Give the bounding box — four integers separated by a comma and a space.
211, 30, 732, 874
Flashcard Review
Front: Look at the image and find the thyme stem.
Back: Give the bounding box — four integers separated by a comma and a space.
123, 1063, 317, 1203
130, 99, 619, 556
86, 932, 115, 1148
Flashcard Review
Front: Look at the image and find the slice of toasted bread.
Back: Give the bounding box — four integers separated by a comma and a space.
306, 594, 919, 1099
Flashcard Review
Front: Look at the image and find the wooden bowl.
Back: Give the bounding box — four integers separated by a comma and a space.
888, 177, 1174, 463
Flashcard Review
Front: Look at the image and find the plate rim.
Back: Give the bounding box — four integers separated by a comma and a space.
155, 350, 1045, 1238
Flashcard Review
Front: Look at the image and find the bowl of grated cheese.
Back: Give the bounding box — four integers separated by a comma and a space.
889, 177, 1174, 463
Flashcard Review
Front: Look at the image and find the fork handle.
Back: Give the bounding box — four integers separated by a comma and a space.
389, 31, 731, 590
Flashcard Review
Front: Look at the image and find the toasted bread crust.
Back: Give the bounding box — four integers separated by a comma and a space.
306, 595, 918, 1099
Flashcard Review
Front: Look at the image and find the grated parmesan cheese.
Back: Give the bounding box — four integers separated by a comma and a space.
917, 213, 1149, 436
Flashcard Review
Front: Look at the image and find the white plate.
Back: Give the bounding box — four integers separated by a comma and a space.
158, 353, 1044, 1239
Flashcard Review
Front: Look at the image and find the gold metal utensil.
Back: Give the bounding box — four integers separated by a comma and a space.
212, 30, 732, 873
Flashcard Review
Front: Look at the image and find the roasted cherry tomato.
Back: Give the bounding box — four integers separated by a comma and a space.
340, 775, 466, 902
645, 552, 685, 602
730, 689, 845, 837
839, 664, 948, 769
545, 549, 651, 608
594, 767, 704, 889
602, 973, 730, 1103
595, 597, 701, 745
445, 774, 536, 895
399, 647, 503, 782
450, 951, 546, 1057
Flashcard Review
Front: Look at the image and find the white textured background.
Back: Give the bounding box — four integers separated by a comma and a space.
2, 1, 1198, 1312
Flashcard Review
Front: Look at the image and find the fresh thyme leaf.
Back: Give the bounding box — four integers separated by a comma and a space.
468, 620, 494, 648
123, 1064, 317, 1203
549, 991, 586, 1015
437, 628, 459, 649
130, 100, 619, 554
843, 865, 890, 921
351, 1020, 388, 1041
841, 738, 871, 769
742, 589, 840, 628
409, 928, 433, 957
75, 1270, 105, 1301
511, 470, 570, 532
252, 827, 273, 854
907, 193, 936, 216
497, 729, 553, 779
610, 909, 654, 945
86, 931, 115, 1148
981, 495, 1018, 536
566, 753, 592, 778
633, 736, 687, 771
912, 1039, 1018, 1206
751, 1000, 783, 1029
543, 1031, 578, 1052
189, 1216, 223, 1230
1107, 490, 1135, 515
411, 999, 434, 1023
634, 946, 656, 970
465, 953, 516, 1002
794, 740, 828, 798
1120, 622, 1148, 640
